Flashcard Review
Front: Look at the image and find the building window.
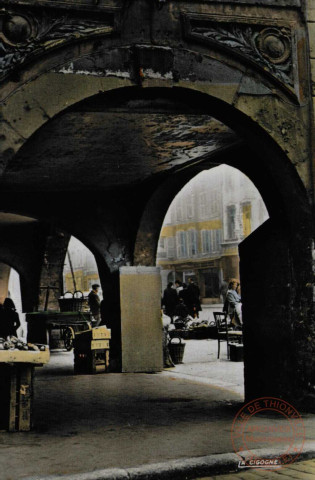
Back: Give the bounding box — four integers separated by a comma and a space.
167, 237, 175, 258
216, 229, 222, 250
227, 205, 236, 239
199, 192, 207, 218
176, 201, 183, 222
177, 231, 187, 258
188, 229, 197, 256
201, 230, 211, 254
242, 203, 251, 237
187, 195, 194, 218
211, 229, 222, 252
159, 237, 165, 249
209, 190, 219, 216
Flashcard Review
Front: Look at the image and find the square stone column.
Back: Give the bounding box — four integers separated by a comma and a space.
120, 266, 163, 372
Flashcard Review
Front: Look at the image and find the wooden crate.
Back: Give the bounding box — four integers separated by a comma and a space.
75, 326, 111, 341
0, 364, 34, 432
74, 349, 110, 374
74, 337, 110, 352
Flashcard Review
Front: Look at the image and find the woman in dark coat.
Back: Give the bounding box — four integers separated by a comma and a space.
2, 298, 20, 337
186, 278, 202, 318
162, 282, 179, 322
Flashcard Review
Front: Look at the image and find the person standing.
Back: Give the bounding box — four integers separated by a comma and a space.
88, 284, 101, 326
186, 278, 202, 318
226, 279, 242, 327
175, 280, 183, 296
2, 298, 20, 337
162, 282, 179, 323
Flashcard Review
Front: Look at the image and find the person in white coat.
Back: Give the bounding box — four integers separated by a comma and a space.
226, 279, 242, 327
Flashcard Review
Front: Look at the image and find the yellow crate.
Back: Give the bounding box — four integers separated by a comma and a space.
91, 340, 110, 350
75, 326, 111, 340
92, 327, 111, 339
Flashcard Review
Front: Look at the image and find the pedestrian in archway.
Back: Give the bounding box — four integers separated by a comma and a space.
162, 282, 178, 323
175, 280, 183, 295
2, 298, 20, 337
186, 278, 202, 318
225, 279, 242, 328
88, 284, 101, 326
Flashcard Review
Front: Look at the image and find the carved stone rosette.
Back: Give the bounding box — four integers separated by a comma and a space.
0, 5, 120, 81
182, 14, 294, 89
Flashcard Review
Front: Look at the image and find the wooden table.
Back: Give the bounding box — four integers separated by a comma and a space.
0, 348, 50, 431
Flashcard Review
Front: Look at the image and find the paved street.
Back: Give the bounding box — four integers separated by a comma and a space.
165, 337, 245, 396
0, 331, 314, 480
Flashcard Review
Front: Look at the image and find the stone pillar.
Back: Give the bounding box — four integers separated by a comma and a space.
120, 266, 163, 372
240, 218, 314, 404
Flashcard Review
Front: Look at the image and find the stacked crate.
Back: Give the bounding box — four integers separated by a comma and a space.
73, 326, 111, 374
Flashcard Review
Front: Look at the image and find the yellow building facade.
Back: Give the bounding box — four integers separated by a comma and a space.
157, 166, 268, 302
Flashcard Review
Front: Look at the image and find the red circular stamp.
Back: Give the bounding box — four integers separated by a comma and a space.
231, 397, 305, 470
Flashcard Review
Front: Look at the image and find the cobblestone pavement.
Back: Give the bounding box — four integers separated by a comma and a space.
1, 327, 314, 480
194, 458, 315, 479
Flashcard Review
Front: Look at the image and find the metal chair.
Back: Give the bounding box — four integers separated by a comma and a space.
213, 312, 243, 359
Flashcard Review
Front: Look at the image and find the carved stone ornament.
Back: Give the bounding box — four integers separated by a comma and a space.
183, 15, 293, 87
0, 6, 119, 81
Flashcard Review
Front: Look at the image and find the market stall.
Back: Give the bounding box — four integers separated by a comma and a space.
0, 345, 49, 431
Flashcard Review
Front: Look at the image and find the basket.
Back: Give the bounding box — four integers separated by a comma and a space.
168, 336, 186, 364
169, 329, 188, 339
58, 291, 85, 312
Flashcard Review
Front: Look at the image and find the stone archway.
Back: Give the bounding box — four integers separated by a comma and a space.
129, 90, 313, 403
1, 83, 314, 402
0, 0, 313, 404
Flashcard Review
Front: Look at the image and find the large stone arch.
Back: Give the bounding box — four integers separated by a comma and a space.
0, 3, 312, 193
0, 0, 314, 401
133, 133, 313, 403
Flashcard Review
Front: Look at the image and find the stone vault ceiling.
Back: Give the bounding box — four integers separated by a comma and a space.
0, 100, 240, 192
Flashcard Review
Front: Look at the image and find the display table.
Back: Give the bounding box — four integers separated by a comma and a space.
0, 348, 50, 431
